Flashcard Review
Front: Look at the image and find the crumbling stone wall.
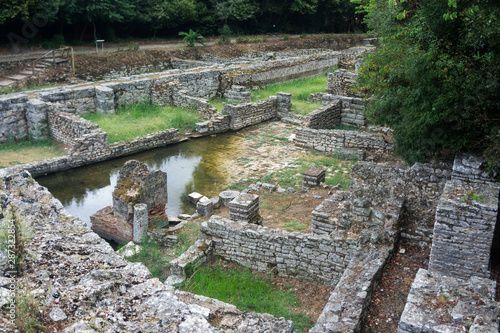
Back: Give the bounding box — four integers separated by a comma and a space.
350, 162, 452, 244
47, 109, 101, 146
428, 179, 499, 279
0, 167, 292, 332
326, 69, 358, 97
201, 216, 358, 285
294, 127, 391, 159
225, 97, 277, 130
302, 100, 341, 129
322, 94, 367, 127
103, 79, 153, 108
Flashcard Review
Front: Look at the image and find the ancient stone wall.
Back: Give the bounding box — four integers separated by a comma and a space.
40, 86, 97, 114
294, 127, 391, 158
350, 162, 452, 244
0, 94, 30, 143
47, 109, 101, 146
225, 97, 277, 130
230, 52, 340, 87
195, 115, 231, 135
302, 100, 341, 129
326, 69, 358, 97
201, 216, 358, 285
23, 129, 179, 177
322, 94, 367, 127
428, 179, 499, 279
0, 167, 292, 332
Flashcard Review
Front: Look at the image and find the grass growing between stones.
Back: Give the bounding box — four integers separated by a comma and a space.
251, 75, 327, 115
121, 220, 202, 281
83, 103, 202, 143
0, 140, 66, 168
182, 259, 314, 332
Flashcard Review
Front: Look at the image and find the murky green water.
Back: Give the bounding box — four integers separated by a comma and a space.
37, 132, 245, 226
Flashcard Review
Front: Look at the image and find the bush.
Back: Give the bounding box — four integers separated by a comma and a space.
218, 24, 232, 43
179, 29, 205, 47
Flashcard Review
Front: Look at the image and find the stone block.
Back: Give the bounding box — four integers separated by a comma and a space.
189, 192, 205, 205
133, 203, 148, 243
95, 86, 114, 114
219, 190, 240, 207
302, 167, 326, 187
229, 193, 260, 223
197, 197, 214, 217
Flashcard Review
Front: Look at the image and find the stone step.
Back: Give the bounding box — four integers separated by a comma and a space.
5, 74, 26, 81
19, 70, 34, 76
0, 79, 15, 87
40, 58, 69, 65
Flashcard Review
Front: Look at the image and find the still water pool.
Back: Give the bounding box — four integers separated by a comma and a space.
37, 132, 245, 226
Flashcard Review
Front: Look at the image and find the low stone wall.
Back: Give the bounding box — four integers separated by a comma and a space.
351, 162, 452, 244
0, 167, 292, 332
428, 179, 499, 279
451, 153, 497, 183
310, 246, 393, 333
398, 269, 500, 333
225, 97, 277, 130
195, 115, 231, 135
47, 109, 101, 146
201, 216, 358, 285
294, 127, 391, 157
23, 128, 179, 177
302, 100, 341, 129
322, 94, 367, 127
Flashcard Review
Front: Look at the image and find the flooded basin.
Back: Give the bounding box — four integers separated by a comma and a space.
37, 132, 245, 225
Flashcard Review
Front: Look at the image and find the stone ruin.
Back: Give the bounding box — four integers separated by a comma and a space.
90, 160, 167, 243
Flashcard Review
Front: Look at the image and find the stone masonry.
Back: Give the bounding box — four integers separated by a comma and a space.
0, 167, 293, 332
91, 160, 168, 243
325, 69, 358, 97
224, 85, 251, 103
228, 193, 260, 223
302, 167, 326, 187
302, 99, 342, 130
428, 179, 499, 279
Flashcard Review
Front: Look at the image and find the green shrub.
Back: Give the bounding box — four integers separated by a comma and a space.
42, 34, 65, 49
179, 29, 205, 47
126, 43, 140, 51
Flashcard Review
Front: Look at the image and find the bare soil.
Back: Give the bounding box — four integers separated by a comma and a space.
361, 243, 431, 333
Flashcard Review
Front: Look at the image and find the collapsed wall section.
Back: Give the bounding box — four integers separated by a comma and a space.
201, 216, 358, 285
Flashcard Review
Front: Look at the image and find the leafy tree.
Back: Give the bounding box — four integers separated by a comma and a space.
212, 0, 258, 24
354, 0, 500, 175
179, 29, 205, 47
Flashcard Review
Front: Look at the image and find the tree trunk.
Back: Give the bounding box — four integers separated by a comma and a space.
92, 19, 97, 40
80, 22, 88, 42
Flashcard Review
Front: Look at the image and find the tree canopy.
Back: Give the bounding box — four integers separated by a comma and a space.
0, 0, 362, 43
354, 0, 500, 175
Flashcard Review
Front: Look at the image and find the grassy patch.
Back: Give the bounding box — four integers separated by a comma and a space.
284, 220, 307, 232
121, 219, 201, 281
182, 259, 314, 332
0, 140, 66, 168
82, 103, 202, 143
250, 75, 328, 115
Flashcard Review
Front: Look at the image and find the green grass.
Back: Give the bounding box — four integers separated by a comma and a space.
250, 75, 328, 115
182, 259, 314, 331
122, 239, 171, 281
284, 220, 307, 232
0, 139, 57, 151
0, 83, 60, 95
82, 103, 202, 143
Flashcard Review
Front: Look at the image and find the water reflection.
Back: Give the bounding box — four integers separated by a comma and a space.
37, 132, 244, 226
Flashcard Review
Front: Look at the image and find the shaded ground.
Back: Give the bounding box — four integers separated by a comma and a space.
362, 243, 431, 333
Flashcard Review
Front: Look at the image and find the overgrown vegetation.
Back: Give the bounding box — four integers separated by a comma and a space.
251, 75, 328, 115
121, 219, 201, 281
82, 102, 202, 143
354, 0, 500, 176
182, 258, 314, 331
179, 29, 205, 47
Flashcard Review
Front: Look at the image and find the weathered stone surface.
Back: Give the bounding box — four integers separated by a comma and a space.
302, 167, 326, 187
188, 192, 205, 205
428, 179, 499, 279
219, 190, 240, 206
133, 203, 148, 243
302, 100, 342, 130
0, 167, 293, 333
49, 307, 67, 322
197, 197, 214, 217
228, 193, 260, 223
398, 269, 500, 333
